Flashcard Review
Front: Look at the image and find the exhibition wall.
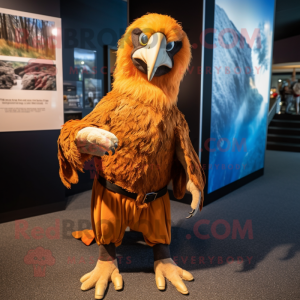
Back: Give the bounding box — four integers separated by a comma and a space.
0, 0, 66, 223
0, 0, 60, 17
61, 0, 127, 196
273, 35, 300, 64
61, 0, 127, 118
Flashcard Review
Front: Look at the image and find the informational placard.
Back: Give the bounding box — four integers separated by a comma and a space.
0, 8, 63, 132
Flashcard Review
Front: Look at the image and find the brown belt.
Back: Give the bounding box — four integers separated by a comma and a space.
97, 175, 168, 204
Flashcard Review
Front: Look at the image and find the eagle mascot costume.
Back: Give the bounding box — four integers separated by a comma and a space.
58, 13, 206, 299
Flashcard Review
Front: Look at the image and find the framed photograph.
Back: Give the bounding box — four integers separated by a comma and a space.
0, 60, 57, 90
0, 8, 63, 132
0, 13, 56, 60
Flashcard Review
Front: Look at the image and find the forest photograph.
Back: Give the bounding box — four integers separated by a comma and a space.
0, 12, 56, 60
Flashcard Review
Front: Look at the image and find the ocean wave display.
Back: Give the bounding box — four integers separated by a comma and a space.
208, 4, 272, 193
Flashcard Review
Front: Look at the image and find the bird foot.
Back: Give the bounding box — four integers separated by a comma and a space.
80, 259, 123, 299
154, 258, 194, 294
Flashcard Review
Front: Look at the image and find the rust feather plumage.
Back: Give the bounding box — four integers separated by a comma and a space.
57, 13, 205, 207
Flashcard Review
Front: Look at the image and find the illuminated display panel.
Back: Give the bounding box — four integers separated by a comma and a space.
208, 0, 276, 193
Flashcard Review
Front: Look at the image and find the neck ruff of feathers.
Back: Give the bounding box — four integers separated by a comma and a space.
112, 75, 179, 111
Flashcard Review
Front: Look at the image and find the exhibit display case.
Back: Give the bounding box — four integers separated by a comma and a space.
84, 78, 102, 108
63, 80, 83, 108
74, 48, 97, 80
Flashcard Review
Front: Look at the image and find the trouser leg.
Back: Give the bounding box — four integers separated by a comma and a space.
286, 101, 293, 113
91, 179, 128, 247
99, 243, 116, 261
295, 97, 300, 115
134, 193, 171, 247
153, 244, 171, 261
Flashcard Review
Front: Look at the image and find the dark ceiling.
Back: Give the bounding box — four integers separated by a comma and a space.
274, 0, 300, 41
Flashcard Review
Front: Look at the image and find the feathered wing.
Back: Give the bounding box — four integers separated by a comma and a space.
171, 153, 187, 199
57, 97, 115, 188
173, 109, 206, 209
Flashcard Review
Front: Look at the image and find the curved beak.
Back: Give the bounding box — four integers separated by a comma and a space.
132, 32, 172, 81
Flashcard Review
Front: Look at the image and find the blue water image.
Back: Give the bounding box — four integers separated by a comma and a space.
208, 4, 272, 193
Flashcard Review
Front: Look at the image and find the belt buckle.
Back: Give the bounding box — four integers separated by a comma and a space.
143, 192, 158, 203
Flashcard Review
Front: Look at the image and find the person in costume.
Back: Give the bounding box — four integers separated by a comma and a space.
58, 13, 206, 299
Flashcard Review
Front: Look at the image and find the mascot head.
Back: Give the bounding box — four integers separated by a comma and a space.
113, 13, 192, 109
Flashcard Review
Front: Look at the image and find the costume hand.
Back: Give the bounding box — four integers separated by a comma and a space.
80, 259, 123, 299
186, 180, 202, 219
75, 127, 118, 157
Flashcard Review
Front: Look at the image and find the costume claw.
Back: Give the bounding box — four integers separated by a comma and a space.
80, 259, 122, 299
114, 142, 118, 148
154, 258, 192, 295
186, 209, 195, 219
105, 151, 109, 155
182, 269, 194, 281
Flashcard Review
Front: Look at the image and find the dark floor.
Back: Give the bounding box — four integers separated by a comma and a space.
0, 150, 300, 300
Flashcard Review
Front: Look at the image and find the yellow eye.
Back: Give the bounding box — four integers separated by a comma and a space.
139, 33, 148, 46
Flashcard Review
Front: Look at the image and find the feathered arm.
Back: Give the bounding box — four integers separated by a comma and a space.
57, 99, 118, 188
174, 111, 206, 218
